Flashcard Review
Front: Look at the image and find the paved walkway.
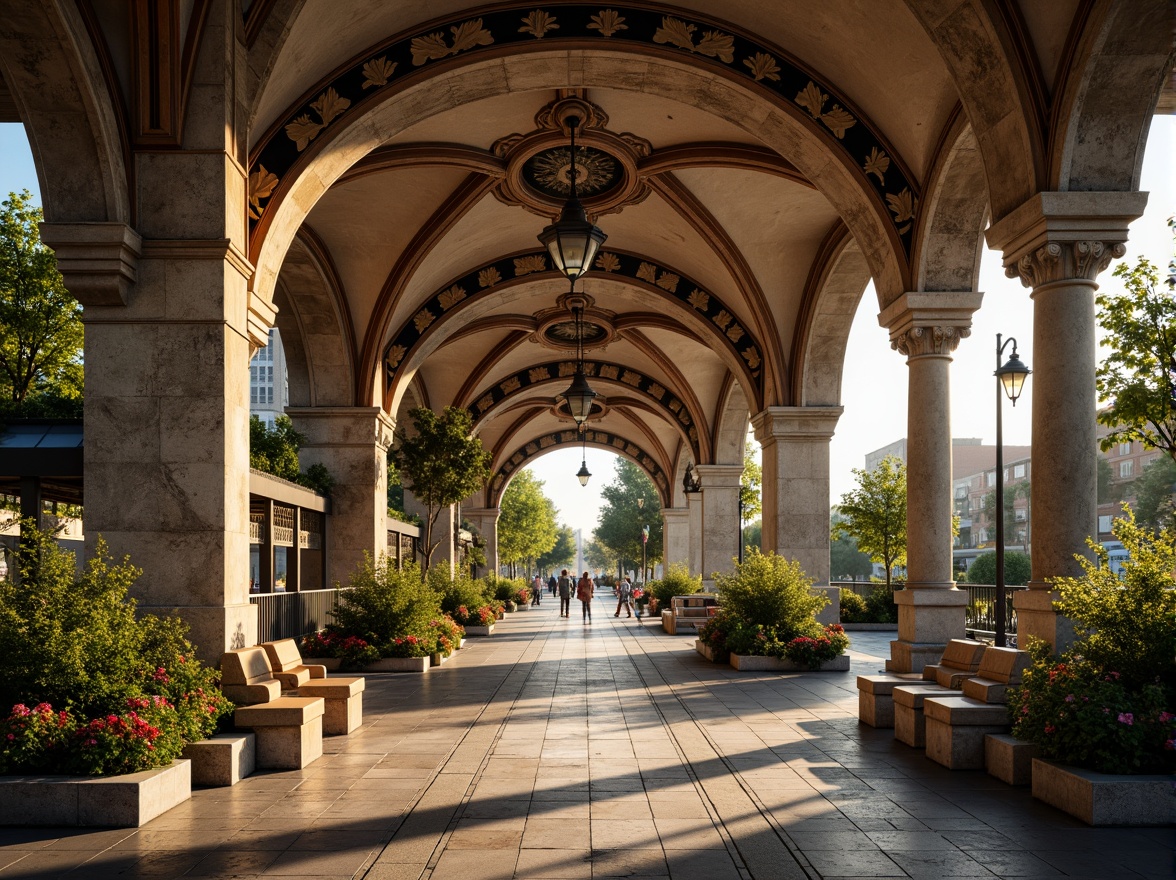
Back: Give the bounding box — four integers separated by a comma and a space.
1, 595, 1172, 880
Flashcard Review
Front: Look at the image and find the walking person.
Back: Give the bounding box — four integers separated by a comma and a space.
531, 574, 543, 606
557, 569, 573, 618
577, 571, 595, 623
614, 576, 633, 618
547, 573, 557, 597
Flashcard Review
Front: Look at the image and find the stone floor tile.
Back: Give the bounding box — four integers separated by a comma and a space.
803, 847, 903, 877
886, 849, 998, 878
431, 846, 519, 880
589, 847, 669, 877
258, 846, 376, 876
514, 847, 593, 879
653, 818, 725, 850
664, 848, 743, 880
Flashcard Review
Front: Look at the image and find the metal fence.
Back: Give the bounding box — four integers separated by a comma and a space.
831, 581, 1026, 643
250, 588, 342, 642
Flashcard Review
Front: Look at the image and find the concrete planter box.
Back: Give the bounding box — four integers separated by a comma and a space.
730, 653, 851, 672
303, 657, 342, 671
365, 656, 430, 673
430, 652, 452, 667
0, 759, 191, 827
1031, 758, 1176, 826
464, 624, 495, 636
694, 640, 728, 664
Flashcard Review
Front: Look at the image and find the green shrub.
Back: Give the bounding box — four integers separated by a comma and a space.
713, 550, 825, 639
431, 568, 488, 616
780, 625, 850, 668
648, 564, 702, 609
0, 526, 231, 776
1050, 511, 1176, 693
839, 589, 866, 623
331, 557, 442, 653
863, 586, 898, 624
966, 551, 1031, 586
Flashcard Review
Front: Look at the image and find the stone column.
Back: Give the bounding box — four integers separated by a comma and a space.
286, 407, 393, 588
462, 507, 500, 577
695, 464, 743, 583
987, 192, 1147, 650
686, 492, 703, 576
660, 507, 689, 569
878, 291, 983, 673
751, 407, 842, 585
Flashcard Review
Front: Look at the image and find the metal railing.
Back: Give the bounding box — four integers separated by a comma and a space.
964, 584, 1027, 643
250, 588, 342, 642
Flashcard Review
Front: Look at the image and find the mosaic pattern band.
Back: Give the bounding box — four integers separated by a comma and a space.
248, 3, 918, 251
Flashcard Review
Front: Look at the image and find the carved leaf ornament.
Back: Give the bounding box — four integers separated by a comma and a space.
253, 5, 917, 246
493, 430, 667, 498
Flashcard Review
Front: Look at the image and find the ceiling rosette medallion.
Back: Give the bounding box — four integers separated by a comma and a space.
492, 94, 652, 218
532, 292, 617, 352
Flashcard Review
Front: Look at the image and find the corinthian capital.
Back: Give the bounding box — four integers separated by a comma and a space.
890, 324, 970, 358
1005, 239, 1127, 288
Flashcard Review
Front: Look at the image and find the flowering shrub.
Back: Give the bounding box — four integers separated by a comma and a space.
429, 616, 464, 656
515, 587, 531, 606
1008, 644, 1175, 774
0, 703, 75, 774
780, 625, 849, 668
713, 551, 827, 638
697, 608, 735, 652
300, 631, 381, 669
0, 527, 233, 777
385, 635, 429, 658
451, 604, 497, 627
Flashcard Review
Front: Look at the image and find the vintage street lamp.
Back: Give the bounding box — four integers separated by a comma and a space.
560, 302, 597, 427
994, 333, 1031, 647
637, 496, 647, 582
536, 116, 607, 288
576, 433, 591, 487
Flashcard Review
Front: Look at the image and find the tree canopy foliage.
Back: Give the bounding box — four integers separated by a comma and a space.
740, 440, 762, 523
594, 459, 662, 571
497, 469, 558, 571
1130, 454, 1176, 532
965, 550, 1031, 586
829, 509, 873, 580
538, 524, 576, 573
0, 191, 83, 417
249, 415, 335, 496
1095, 220, 1176, 459
390, 406, 491, 572
832, 455, 906, 587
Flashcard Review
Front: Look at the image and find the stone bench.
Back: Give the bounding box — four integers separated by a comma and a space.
663, 596, 718, 635
924, 646, 1031, 770
893, 683, 954, 748
260, 639, 328, 689
234, 697, 325, 770
262, 639, 366, 735
219, 646, 282, 705
856, 673, 924, 728
921, 638, 987, 689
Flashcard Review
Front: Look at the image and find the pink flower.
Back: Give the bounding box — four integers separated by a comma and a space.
1044, 724, 1056, 734
1117, 713, 1134, 726
1159, 712, 1175, 724
1064, 694, 1075, 703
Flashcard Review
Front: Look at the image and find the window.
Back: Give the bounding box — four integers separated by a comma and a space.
1098, 515, 1113, 533
1119, 460, 1133, 478
1119, 441, 1132, 455
986, 471, 995, 487
1003, 468, 1009, 482
1013, 464, 1025, 478
1015, 509, 1027, 522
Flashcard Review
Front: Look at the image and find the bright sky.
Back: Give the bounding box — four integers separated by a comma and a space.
2, 116, 1172, 538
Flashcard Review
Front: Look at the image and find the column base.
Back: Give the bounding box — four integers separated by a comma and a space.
887, 588, 968, 673
139, 602, 258, 665
1013, 588, 1075, 652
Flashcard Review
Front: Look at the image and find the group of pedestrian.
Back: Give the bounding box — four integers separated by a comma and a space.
529, 571, 634, 622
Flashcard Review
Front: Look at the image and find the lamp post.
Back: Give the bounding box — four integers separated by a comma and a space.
994, 333, 1031, 647
576, 433, 591, 487
637, 496, 647, 583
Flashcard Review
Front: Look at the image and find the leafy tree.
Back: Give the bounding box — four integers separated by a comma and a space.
390, 406, 491, 573
538, 524, 576, 574
832, 455, 906, 587
1097, 456, 1116, 504
829, 509, 872, 580
595, 460, 663, 573
742, 519, 761, 554
981, 480, 1029, 547
249, 415, 335, 496
965, 550, 1031, 586
1130, 455, 1176, 532
740, 440, 762, 523
583, 536, 612, 573
1095, 220, 1176, 459
497, 469, 557, 574
0, 191, 83, 416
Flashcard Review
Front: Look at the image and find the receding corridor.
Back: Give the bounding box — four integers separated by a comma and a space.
1, 598, 1170, 880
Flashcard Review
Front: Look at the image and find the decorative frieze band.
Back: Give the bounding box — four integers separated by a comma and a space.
1005, 239, 1128, 288
890, 324, 970, 358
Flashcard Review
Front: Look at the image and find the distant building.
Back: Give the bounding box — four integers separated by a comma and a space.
249, 328, 289, 428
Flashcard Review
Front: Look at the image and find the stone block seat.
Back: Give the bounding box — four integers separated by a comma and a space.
924, 646, 1031, 770
219, 646, 282, 705
262, 639, 366, 736
856, 672, 924, 728
234, 697, 325, 770
893, 683, 955, 748
921, 638, 987, 688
